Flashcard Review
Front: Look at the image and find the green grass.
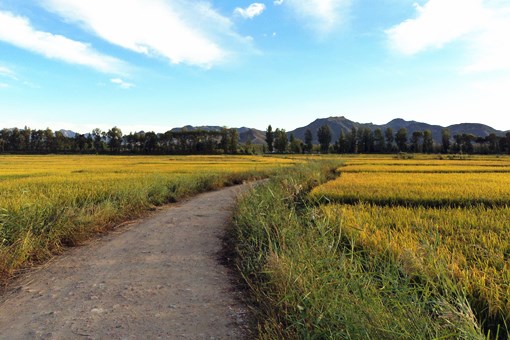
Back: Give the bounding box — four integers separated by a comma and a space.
231, 160, 484, 339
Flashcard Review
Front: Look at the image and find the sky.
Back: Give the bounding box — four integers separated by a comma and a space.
0, 0, 509, 133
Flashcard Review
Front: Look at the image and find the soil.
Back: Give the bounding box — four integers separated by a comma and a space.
0, 184, 255, 339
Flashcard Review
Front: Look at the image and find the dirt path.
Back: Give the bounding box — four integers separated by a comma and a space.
0, 184, 254, 339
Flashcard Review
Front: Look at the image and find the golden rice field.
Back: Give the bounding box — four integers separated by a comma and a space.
312, 155, 510, 332
0, 154, 298, 281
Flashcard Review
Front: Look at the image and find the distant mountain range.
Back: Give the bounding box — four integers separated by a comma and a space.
168, 116, 507, 145
288, 116, 507, 145
48, 116, 507, 145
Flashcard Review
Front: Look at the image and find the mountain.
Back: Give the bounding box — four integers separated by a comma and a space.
289, 116, 507, 144
57, 129, 76, 138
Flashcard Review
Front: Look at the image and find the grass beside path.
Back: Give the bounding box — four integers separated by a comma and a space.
231, 160, 484, 339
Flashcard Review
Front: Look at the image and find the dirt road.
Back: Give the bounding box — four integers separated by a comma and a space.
0, 184, 253, 339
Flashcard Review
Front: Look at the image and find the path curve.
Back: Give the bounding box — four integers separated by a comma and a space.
0, 184, 253, 339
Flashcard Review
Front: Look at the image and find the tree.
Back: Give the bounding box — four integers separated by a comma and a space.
410, 131, 423, 153
359, 128, 374, 153
274, 128, 288, 153
395, 128, 408, 152
92, 128, 104, 153
462, 134, 475, 154
144, 131, 158, 153
265, 125, 274, 153
348, 127, 358, 153
337, 130, 348, 153
219, 128, 229, 153
422, 130, 434, 153
506, 132, 510, 154
487, 133, 499, 154
304, 129, 313, 153
289, 134, 302, 154
107, 126, 123, 153
317, 124, 332, 153
373, 128, 384, 153
228, 128, 239, 154
385, 127, 394, 152
441, 128, 451, 153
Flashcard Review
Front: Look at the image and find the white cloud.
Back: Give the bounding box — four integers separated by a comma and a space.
0, 83, 9, 89
386, 0, 485, 55
281, 0, 351, 34
274, 0, 284, 5
0, 65, 16, 80
40, 0, 247, 68
387, 0, 510, 72
0, 10, 125, 74
234, 3, 266, 19
110, 78, 135, 89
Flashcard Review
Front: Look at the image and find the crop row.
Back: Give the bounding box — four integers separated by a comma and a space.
322, 203, 510, 327
311, 172, 510, 207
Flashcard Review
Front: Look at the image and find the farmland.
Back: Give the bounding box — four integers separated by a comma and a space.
2, 153, 509, 338
0, 155, 298, 281
233, 155, 510, 339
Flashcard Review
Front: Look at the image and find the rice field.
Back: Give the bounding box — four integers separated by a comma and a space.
312, 155, 510, 334
0, 154, 298, 281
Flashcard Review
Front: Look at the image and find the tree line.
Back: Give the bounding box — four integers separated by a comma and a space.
0, 127, 243, 155
265, 124, 510, 155
2, 124, 509, 155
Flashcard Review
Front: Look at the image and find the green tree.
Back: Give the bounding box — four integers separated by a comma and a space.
107, 126, 123, 153
317, 124, 332, 153
265, 125, 274, 153
373, 128, 384, 153
348, 127, 358, 153
359, 128, 374, 153
337, 130, 348, 153
274, 128, 288, 153
228, 128, 239, 154
410, 131, 423, 153
289, 134, 302, 154
304, 129, 313, 153
144, 131, 158, 153
441, 128, 451, 153
92, 128, 104, 153
506, 132, 510, 154
487, 133, 499, 154
422, 130, 434, 153
385, 127, 394, 152
395, 128, 408, 152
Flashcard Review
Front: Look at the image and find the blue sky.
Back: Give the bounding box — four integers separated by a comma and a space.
1, 0, 509, 133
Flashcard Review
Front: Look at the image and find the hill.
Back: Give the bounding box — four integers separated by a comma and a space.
288, 116, 506, 144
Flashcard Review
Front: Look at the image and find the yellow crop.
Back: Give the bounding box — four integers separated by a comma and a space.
0, 154, 299, 280
313, 155, 510, 327
322, 203, 510, 321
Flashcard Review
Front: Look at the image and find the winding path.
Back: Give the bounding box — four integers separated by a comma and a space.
0, 184, 253, 339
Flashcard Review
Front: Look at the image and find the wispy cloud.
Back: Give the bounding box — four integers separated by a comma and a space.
234, 3, 266, 19
111, 78, 135, 89
274, 0, 284, 5
0, 10, 126, 74
40, 0, 248, 68
386, 0, 484, 55
281, 0, 352, 34
386, 0, 510, 72
0, 83, 9, 89
0, 65, 17, 80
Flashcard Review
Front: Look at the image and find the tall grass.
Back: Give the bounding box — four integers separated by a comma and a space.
231, 160, 483, 339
